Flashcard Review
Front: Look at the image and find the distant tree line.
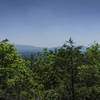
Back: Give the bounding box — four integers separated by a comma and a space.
0, 38, 100, 100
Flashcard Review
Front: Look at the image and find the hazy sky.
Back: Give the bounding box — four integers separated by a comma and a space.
0, 0, 100, 47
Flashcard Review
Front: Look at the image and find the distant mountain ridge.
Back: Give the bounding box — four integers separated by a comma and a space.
15, 44, 87, 54
15, 44, 43, 53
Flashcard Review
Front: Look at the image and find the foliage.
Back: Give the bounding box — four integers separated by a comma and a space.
0, 39, 100, 100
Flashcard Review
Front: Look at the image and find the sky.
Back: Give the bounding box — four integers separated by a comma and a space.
0, 0, 100, 47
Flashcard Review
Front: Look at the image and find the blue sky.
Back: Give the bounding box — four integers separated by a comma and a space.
0, 0, 100, 47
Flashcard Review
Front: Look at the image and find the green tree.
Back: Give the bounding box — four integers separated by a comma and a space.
0, 40, 34, 100
55, 38, 84, 100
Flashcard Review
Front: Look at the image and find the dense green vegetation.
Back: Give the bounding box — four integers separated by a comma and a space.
0, 38, 100, 100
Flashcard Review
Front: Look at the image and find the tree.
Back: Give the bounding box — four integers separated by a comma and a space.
55, 38, 84, 100
0, 40, 34, 100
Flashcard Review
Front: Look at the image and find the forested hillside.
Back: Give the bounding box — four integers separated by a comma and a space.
0, 39, 100, 100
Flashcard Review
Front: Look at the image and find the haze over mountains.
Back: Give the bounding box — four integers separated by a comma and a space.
15, 44, 43, 53
15, 44, 86, 54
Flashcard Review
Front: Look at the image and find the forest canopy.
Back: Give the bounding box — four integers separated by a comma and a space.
0, 39, 100, 100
